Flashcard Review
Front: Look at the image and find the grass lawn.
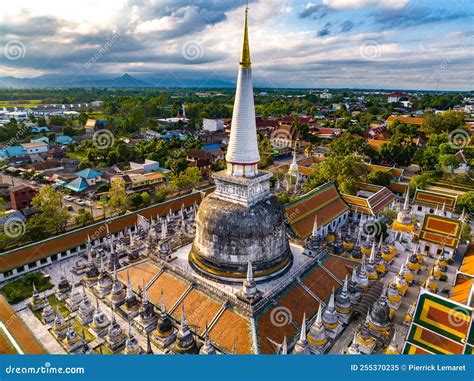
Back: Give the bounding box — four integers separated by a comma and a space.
0, 100, 42, 108
32, 295, 70, 322
0, 272, 53, 305
47, 295, 71, 318
70, 318, 95, 343
66, 151, 88, 161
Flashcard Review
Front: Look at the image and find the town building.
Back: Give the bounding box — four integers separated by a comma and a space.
9, 185, 38, 211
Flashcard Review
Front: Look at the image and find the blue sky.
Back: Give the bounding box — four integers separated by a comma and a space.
1, 0, 473, 90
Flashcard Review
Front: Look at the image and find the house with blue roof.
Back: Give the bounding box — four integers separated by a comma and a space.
31, 136, 49, 144
55, 135, 73, 145
6, 146, 27, 157
30, 126, 50, 133
76, 168, 102, 186
161, 131, 186, 140
64, 168, 102, 193
201, 144, 221, 151
64, 177, 89, 193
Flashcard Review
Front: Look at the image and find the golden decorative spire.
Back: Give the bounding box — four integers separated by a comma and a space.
240, 2, 251, 68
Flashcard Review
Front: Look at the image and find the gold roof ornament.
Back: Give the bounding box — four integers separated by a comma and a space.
240, 3, 251, 68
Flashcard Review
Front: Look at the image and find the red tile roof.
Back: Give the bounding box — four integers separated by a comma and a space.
285, 182, 349, 239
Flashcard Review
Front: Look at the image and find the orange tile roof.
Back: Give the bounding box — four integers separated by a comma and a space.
387, 115, 424, 126
365, 164, 403, 178
420, 214, 461, 248
171, 289, 222, 335
117, 262, 161, 292
407, 325, 464, 354
0, 296, 46, 354
301, 265, 340, 302
414, 189, 457, 211
146, 272, 189, 312
285, 182, 349, 239
366, 139, 389, 151
451, 279, 473, 305
323, 255, 355, 281
389, 182, 409, 194
460, 248, 474, 276
405, 291, 472, 354
209, 308, 252, 354
0, 189, 213, 273
343, 184, 396, 215
256, 284, 314, 354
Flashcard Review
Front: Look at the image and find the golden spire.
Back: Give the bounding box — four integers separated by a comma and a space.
240, 2, 251, 68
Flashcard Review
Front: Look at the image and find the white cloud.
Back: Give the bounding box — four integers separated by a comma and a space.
322, 0, 408, 10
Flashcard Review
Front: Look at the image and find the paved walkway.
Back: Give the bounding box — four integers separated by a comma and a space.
16, 307, 65, 354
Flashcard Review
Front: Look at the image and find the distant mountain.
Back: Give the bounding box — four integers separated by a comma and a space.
0, 73, 235, 89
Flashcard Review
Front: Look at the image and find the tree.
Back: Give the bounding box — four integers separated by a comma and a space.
107, 178, 129, 214
141, 192, 151, 206
329, 133, 365, 156
409, 172, 438, 190
128, 193, 143, 209
169, 167, 202, 190
367, 170, 392, 187
31, 185, 69, 232
438, 154, 461, 173
461, 223, 472, 242
78, 112, 89, 126
422, 111, 465, 135
458, 191, 474, 213
304, 155, 366, 193
74, 209, 93, 226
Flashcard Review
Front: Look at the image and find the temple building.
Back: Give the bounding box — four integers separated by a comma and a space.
366, 287, 392, 338
123, 322, 142, 354
121, 271, 140, 318
105, 310, 126, 353
412, 189, 457, 219
108, 266, 126, 308
64, 321, 84, 353
29, 283, 46, 311
66, 283, 82, 312
418, 213, 462, 259
171, 306, 198, 354
90, 298, 110, 338
403, 290, 473, 354
41, 296, 55, 324
134, 284, 157, 333
292, 314, 310, 354
307, 306, 330, 354
189, 6, 292, 283
151, 292, 177, 350
51, 306, 67, 340
77, 287, 95, 325
55, 269, 71, 301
